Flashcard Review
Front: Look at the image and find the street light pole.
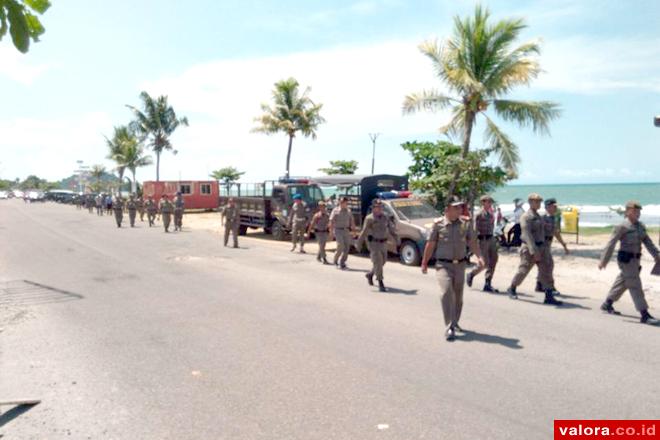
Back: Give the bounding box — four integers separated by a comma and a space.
369, 133, 380, 175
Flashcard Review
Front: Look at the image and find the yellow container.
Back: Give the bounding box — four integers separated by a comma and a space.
561, 206, 579, 234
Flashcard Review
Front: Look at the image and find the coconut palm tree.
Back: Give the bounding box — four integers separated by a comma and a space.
105, 125, 131, 186
121, 141, 153, 194
127, 91, 188, 181
403, 5, 560, 195
253, 78, 325, 179
89, 164, 106, 193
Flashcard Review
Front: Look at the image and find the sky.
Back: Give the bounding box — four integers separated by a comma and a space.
1, 0, 659, 185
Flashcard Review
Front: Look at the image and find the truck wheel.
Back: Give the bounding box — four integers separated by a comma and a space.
399, 240, 421, 266
271, 221, 287, 241
238, 225, 248, 236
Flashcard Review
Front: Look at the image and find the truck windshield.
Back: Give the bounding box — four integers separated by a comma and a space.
390, 199, 439, 220
287, 185, 325, 205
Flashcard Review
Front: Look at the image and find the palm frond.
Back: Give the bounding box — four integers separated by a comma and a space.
482, 114, 519, 173
493, 99, 561, 135
402, 90, 454, 114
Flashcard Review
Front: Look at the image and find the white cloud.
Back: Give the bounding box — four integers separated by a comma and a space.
536, 36, 660, 93
0, 46, 49, 85
138, 40, 447, 182
0, 112, 114, 181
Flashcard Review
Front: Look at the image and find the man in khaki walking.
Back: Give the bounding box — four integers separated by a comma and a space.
466, 195, 499, 292
222, 198, 240, 248
330, 197, 356, 270
308, 201, 330, 264
535, 198, 569, 295
288, 194, 308, 253
599, 200, 660, 324
422, 196, 484, 341
357, 199, 398, 292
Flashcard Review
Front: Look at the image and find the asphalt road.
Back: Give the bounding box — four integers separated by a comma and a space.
1, 200, 659, 440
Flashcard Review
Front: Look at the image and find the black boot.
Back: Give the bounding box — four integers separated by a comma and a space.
640, 310, 658, 324
365, 272, 374, 286
543, 289, 563, 305
322, 257, 329, 265
483, 279, 498, 293
378, 280, 386, 292
600, 299, 620, 315
466, 272, 474, 287
535, 281, 544, 292
507, 286, 518, 299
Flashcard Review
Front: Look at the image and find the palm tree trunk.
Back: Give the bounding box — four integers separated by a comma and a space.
156, 151, 161, 182
285, 134, 293, 179
131, 169, 137, 194
445, 109, 475, 204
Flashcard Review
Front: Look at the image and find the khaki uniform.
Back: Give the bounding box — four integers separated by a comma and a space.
126, 199, 137, 227
309, 211, 330, 260
86, 198, 94, 213
113, 199, 124, 227
288, 202, 308, 251
223, 204, 240, 247
358, 213, 397, 281
510, 209, 552, 290
145, 199, 157, 226
174, 197, 184, 231
160, 200, 174, 232
429, 217, 474, 331
330, 207, 355, 265
600, 219, 659, 312
538, 214, 560, 289
137, 198, 145, 222
95, 196, 104, 216
468, 209, 498, 281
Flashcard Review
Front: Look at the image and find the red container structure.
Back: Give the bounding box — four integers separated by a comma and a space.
142, 181, 219, 210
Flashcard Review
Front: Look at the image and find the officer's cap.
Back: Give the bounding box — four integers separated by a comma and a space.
528, 193, 543, 201
625, 200, 642, 210
447, 195, 465, 207
372, 198, 383, 207
318, 201, 326, 206
479, 194, 493, 203
544, 198, 557, 207
293, 194, 302, 200
176, 191, 182, 196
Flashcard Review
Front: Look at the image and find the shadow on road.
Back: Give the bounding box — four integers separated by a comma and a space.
517, 297, 591, 310
0, 403, 39, 428
0, 280, 84, 307
385, 287, 418, 295
458, 330, 523, 349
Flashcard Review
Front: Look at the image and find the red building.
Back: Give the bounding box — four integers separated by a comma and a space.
142, 180, 219, 210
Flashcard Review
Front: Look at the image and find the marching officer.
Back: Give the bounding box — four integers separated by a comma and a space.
330, 197, 357, 269
535, 198, 569, 295
307, 201, 330, 264
466, 195, 499, 292
174, 192, 185, 231
222, 198, 240, 248
421, 196, 484, 341
159, 194, 174, 233
357, 199, 398, 292
126, 194, 138, 227
288, 194, 308, 253
599, 201, 660, 324
112, 195, 124, 228
136, 196, 145, 222
506, 193, 562, 305
95, 194, 104, 216
85, 196, 94, 213
145, 196, 157, 227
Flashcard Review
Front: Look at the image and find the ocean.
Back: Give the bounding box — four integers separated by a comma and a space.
491, 183, 660, 227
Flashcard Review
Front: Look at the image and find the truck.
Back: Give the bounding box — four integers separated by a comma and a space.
219, 178, 326, 240
312, 174, 441, 266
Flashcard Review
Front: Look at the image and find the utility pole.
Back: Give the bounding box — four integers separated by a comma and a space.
369, 133, 380, 175
654, 116, 659, 244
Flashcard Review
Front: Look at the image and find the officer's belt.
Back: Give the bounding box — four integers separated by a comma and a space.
437, 257, 468, 264
534, 241, 545, 246
334, 227, 350, 230
368, 236, 387, 243
315, 228, 329, 233
545, 236, 553, 242
618, 250, 642, 259
477, 234, 493, 240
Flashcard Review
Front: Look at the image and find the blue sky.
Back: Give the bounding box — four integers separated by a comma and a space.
1, 0, 659, 185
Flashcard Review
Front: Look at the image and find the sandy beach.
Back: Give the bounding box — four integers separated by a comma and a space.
183, 211, 660, 313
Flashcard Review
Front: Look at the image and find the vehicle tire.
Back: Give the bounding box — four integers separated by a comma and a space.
271, 221, 287, 241
238, 225, 248, 236
399, 240, 421, 266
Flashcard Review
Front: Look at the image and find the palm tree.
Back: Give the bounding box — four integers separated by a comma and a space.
403, 5, 560, 197
253, 78, 325, 179
127, 91, 189, 181
89, 164, 106, 193
105, 125, 131, 187
121, 141, 153, 194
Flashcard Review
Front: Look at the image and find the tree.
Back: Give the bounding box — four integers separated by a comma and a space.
127, 91, 189, 182
105, 126, 131, 189
318, 160, 359, 175
210, 167, 244, 188
253, 78, 325, 179
121, 141, 153, 194
402, 5, 560, 198
402, 140, 510, 211
0, 0, 50, 53
89, 165, 106, 193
